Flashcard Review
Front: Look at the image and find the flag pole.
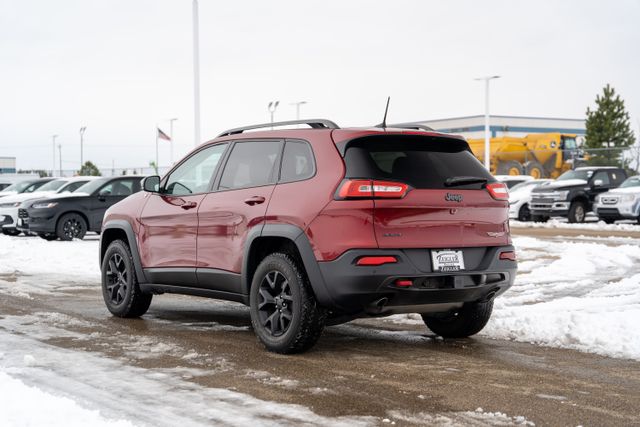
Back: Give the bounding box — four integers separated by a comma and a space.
155, 127, 159, 174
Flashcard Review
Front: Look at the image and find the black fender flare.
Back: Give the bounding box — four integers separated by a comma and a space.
100, 220, 148, 284
242, 224, 334, 307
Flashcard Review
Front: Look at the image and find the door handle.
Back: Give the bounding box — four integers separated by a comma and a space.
244, 196, 266, 206
181, 201, 198, 210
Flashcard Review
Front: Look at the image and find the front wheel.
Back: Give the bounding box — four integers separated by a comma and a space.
422, 300, 494, 338
249, 253, 326, 354
101, 239, 152, 317
568, 201, 586, 223
56, 213, 87, 240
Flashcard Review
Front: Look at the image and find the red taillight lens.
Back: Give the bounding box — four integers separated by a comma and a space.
337, 180, 409, 199
394, 279, 413, 287
356, 256, 398, 266
499, 251, 517, 261
486, 182, 509, 201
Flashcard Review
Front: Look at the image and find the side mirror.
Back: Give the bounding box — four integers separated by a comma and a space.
143, 176, 161, 193
593, 179, 604, 187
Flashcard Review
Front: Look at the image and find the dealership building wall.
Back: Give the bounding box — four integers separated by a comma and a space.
405, 115, 586, 139
0, 157, 17, 174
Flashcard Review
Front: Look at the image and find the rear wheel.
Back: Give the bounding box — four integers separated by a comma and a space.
249, 253, 326, 354
422, 300, 494, 338
496, 161, 524, 176
517, 204, 532, 222
56, 213, 87, 240
524, 161, 545, 179
568, 201, 586, 223
101, 239, 152, 317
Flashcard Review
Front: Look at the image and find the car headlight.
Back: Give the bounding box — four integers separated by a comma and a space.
621, 194, 638, 203
0, 202, 21, 208
31, 202, 58, 209
550, 191, 569, 200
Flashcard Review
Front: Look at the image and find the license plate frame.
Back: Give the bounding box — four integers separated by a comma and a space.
431, 249, 465, 272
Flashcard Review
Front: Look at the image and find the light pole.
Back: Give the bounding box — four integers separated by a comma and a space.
58, 144, 62, 177
192, 0, 201, 147
51, 135, 58, 177
475, 75, 501, 170
79, 126, 86, 170
168, 118, 178, 164
290, 101, 307, 121
268, 101, 279, 129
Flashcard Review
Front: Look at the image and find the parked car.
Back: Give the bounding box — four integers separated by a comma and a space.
507, 179, 553, 221
0, 177, 96, 236
21, 176, 144, 241
593, 175, 640, 224
0, 177, 56, 199
0, 182, 11, 191
99, 119, 517, 354
494, 174, 533, 189
529, 167, 628, 223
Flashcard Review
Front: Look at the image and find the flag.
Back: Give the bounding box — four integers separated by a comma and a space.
157, 128, 171, 141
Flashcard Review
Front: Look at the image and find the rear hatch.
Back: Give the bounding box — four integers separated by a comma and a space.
336, 134, 510, 249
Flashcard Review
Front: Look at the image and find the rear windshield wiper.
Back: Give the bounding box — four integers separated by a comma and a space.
445, 176, 488, 187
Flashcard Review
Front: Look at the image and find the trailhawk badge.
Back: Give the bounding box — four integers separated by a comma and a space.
445, 193, 463, 202
431, 249, 465, 272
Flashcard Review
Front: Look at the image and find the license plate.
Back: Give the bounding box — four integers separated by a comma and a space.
431, 250, 465, 272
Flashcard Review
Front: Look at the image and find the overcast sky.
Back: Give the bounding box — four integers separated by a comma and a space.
1, 0, 639, 172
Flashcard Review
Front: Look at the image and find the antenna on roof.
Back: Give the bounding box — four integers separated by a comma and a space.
376, 96, 391, 129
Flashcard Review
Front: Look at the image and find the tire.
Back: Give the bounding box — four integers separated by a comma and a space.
496, 161, 524, 176
38, 233, 58, 241
531, 215, 548, 223
2, 228, 21, 236
517, 204, 532, 222
249, 253, 326, 354
524, 161, 545, 179
422, 300, 494, 338
101, 239, 152, 318
56, 213, 87, 241
568, 201, 586, 223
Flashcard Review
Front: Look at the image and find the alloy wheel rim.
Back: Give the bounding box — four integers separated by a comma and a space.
63, 218, 83, 239
576, 205, 585, 222
106, 253, 128, 305
257, 270, 293, 337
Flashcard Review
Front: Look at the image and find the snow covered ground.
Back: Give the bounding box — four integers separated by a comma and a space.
510, 218, 640, 232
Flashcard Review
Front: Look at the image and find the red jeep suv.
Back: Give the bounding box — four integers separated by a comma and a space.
100, 120, 516, 353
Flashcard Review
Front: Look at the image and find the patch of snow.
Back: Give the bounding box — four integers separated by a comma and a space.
511, 219, 640, 232
387, 408, 535, 426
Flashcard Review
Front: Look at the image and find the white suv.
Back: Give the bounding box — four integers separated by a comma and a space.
593, 176, 640, 224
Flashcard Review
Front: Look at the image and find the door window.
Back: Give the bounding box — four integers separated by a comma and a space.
218, 141, 281, 190
164, 143, 228, 195
98, 179, 140, 196
592, 171, 610, 186
609, 171, 624, 186
279, 140, 315, 183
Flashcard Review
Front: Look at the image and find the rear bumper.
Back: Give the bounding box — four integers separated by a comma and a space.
317, 245, 517, 315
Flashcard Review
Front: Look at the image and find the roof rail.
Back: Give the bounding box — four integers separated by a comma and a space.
387, 123, 435, 132
217, 119, 339, 138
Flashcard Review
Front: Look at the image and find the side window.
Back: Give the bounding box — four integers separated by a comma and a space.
219, 141, 281, 190
592, 171, 610, 186
609, 171, 624, 186
164, 143, 228, 196
279, 140, 315, 183
99, 179, 137, 196
62, 181, 87, 193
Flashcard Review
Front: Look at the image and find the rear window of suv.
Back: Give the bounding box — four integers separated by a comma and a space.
341, 135, 494, 189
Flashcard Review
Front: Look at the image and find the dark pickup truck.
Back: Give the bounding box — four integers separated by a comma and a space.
529, 167, 627, 223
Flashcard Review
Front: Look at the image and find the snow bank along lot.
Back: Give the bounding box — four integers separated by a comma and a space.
0, 231, 638, 425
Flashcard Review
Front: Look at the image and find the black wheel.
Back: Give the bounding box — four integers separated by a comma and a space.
38, 233, 58, 241
56, 213, 87, 240
422, 300, 494, 338
531, 214, 548, 223
2, 228, 21, 236
568, 201, 586, 223
517, 204, 532, 222
101, 239, 152, 318
249, 253, 326, 354
496, 161, 524, 176
523, 160, 545, 179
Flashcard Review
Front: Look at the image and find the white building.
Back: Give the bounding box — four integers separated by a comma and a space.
0, 157, 17, 174
402, 115, 586, 139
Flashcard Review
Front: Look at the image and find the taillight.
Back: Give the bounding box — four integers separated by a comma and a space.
337, 180, 409, 199
486, 182, 509, 201
356, 256, 398, 266
499, 251, 517, 261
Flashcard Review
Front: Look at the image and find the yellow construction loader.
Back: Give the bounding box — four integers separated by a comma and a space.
467, 133, 585, 178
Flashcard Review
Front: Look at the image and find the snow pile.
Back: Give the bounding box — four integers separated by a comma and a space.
482, 236, 640, 360
510, 219, 640, 232
387, 408, 534, 426
0, 372, 136, 427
